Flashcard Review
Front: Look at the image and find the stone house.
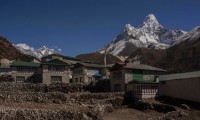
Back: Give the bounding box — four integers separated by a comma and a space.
42, 59, 71, 85
0, 58, 12, 76
110, 62, 166, 99
41, 54, 80, 81
73, 62, 110, 84
11, 61, 42, 83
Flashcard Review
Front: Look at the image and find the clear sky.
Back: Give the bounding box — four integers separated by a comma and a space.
0, 0, 200, 56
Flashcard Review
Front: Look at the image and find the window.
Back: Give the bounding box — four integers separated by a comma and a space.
70, 79, 73, 83
112, 71, 122, 80
80, 77, 83, 83
51, 76, 62, 83
88, 77, 92, 82
48, 65, 65, 72
74, 68, 83, 74
133, 70, 143, 81
16, 76, 25, 83
75, 78, 79, 83
17, 67, 36, 73
114, 84, 121, 92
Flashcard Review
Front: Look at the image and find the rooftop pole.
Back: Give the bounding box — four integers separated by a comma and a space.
104, 48, 107, 79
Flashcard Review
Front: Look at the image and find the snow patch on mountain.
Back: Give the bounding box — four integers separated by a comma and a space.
15, 43, 35, 51
99, 14, 187, 56
14, 43, 60, 58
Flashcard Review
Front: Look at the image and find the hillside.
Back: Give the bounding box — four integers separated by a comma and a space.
0, 36, 33, 61
166, 27, 200, 73
126, 27, 200, 73
126, 48, 167, 67
76, 52, 122, 65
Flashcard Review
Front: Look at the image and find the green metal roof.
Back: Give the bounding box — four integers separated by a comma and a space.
11, 61, 40, 67
42, 59, 70, 66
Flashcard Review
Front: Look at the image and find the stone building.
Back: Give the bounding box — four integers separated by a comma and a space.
42, 59, 71, 85
110, 62, 166, 99
11, 61, 42, 83
72, 62, 112, 84
41, 54, 80, 81
0, 58, 11, 76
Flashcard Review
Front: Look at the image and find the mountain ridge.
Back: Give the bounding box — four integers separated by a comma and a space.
99, 14, 187, 57
126, 26, 200, 73
14, 43, 57, 58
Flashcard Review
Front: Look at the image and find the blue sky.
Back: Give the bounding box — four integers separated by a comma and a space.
0, 0, 200, 56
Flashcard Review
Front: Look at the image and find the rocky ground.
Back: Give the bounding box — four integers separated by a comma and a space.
104, 96, 200, 120
0, 83, 199, 120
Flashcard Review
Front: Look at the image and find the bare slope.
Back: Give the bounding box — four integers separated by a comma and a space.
76, 52, 122, 65
0, 36, 33, 61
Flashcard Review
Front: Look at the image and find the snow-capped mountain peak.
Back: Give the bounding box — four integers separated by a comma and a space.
123, 24, 136, 36
143, 14, 158, 24
125, 24, 135, 30
14, 44, 58, 58
140, 14, 163, 37
99, 14, 187, 57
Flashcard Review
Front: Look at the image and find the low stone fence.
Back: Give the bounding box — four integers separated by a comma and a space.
0, 83, 125, 119
0, 92, 124, 120
0, 92, 67, 103
0, 108, 91, 120
0, 91, 124, 104
0, 82, 85, 93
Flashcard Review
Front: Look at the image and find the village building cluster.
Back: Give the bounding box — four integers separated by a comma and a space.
0, 54, 167, 99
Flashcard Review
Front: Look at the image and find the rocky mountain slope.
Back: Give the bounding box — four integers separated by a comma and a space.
15, 44, 55, 58
126, 48, 167, 67
99, 14, 186, 57
166, 26, 200, 72
76, 52, 122, 65
126, 26, 200, 73
0, 36, 33, 61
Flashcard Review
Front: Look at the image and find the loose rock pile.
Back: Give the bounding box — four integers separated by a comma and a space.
128, 99, 177, 113
148, 110, 189, 120
0, 75, 13, 83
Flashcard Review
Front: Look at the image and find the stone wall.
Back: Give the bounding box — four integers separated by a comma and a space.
0, 83, 85, 93
0, 83, 124, 120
